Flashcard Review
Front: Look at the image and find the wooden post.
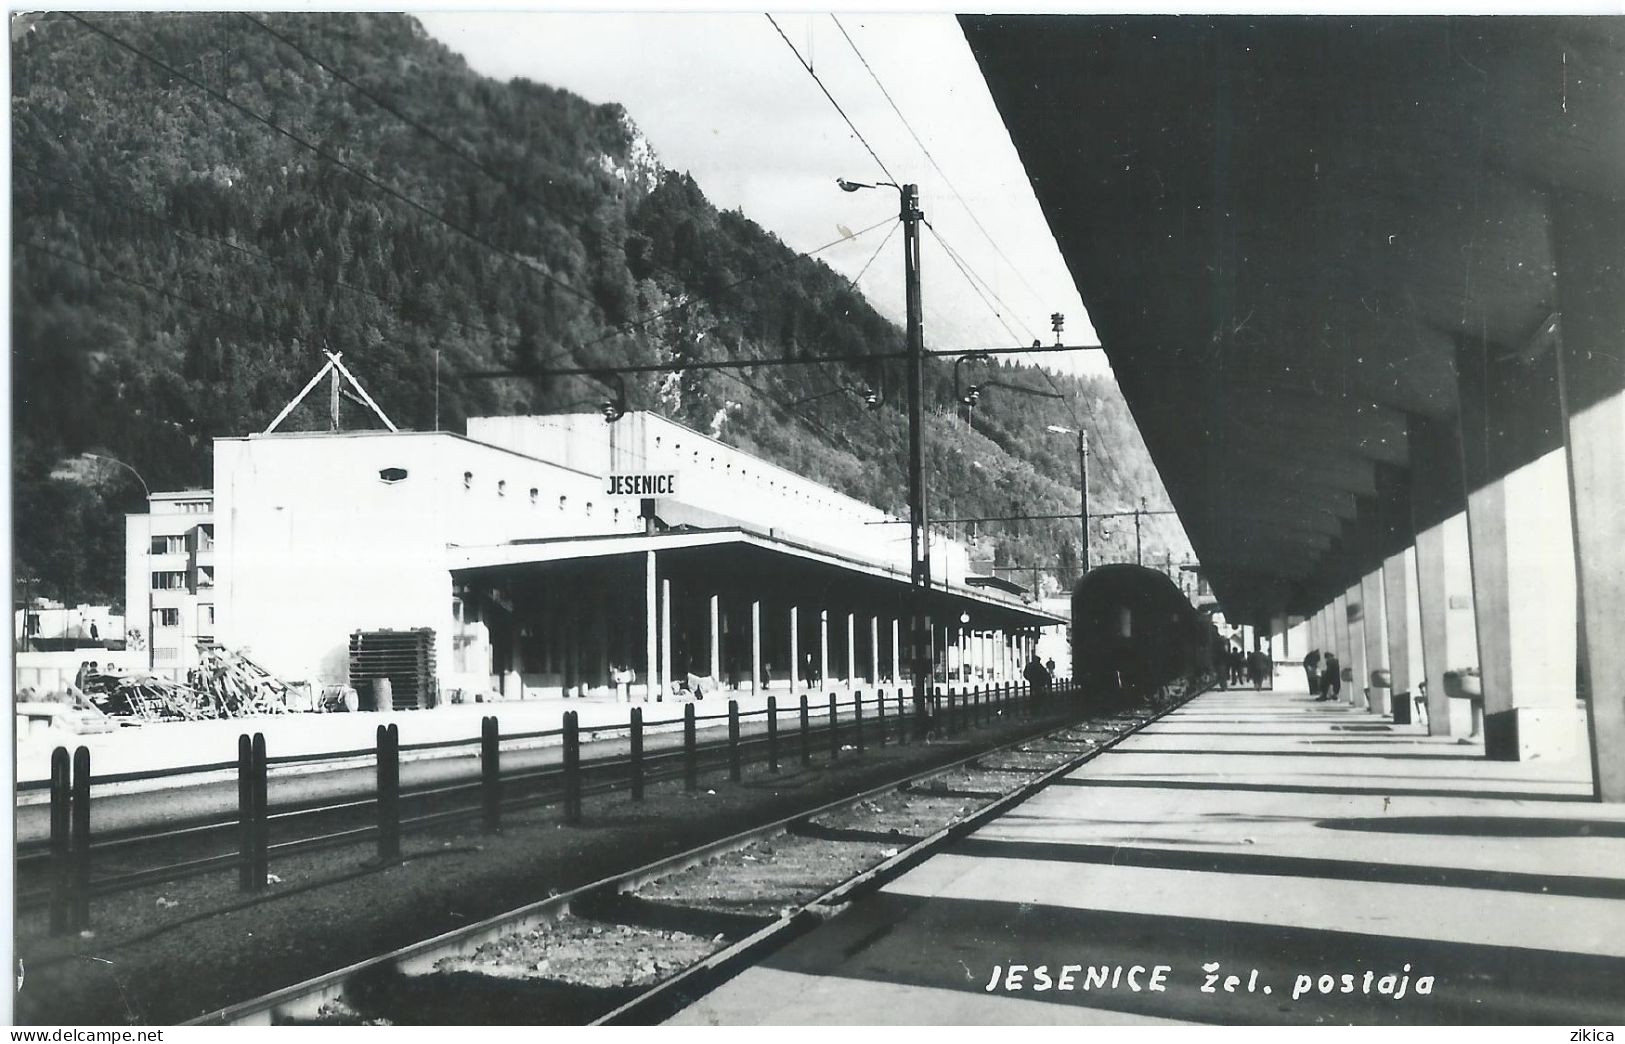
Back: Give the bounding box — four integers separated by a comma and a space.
71, 746, 91, 932
799, 694, 811, 766
828, 692, 839, 761
683, 704, 698, 791
376, 725, 400, 860
767, 695, 779, 773
236, 734, 255, 891
710, 593, 722, 685
49, 746, 71, 933
728, 699, 742, 782
630, 707, 645, 800
854, 691, 865, 753
750, 598, 762, 698
897, 686, 908, 746
563, 711, 582, 823
876, 687, 887, 747
252, 733, 268, 887
481, 716, 501, 832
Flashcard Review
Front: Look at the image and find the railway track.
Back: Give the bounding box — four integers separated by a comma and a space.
188, 682, 1204, 1026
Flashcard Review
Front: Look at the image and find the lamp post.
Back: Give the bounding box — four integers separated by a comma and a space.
839, 177, 930, 718
1046, 424, 1090, 573
76, 453, 151, 501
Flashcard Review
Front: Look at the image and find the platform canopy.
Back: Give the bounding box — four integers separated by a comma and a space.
961, 15, 1625, 624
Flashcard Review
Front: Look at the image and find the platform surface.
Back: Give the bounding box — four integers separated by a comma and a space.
669, 684, 1625, 1025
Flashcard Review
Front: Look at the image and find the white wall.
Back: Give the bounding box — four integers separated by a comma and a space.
213, 431, 631, 686
468, 412, 971, 580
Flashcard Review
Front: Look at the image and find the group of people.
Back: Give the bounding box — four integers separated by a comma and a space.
1223, 647, 1273, 689
1300, 649, 1343, 701
1024, 654, 1058, 692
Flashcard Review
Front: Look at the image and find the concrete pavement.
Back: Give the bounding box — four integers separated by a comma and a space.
671, 684, 1625, 1025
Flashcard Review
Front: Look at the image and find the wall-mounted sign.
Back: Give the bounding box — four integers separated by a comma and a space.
606, 473, 678, 497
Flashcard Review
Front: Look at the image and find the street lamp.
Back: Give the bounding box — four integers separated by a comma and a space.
55, 452, 151, 501
1046, 424, 1089, 573
840, 175, 930, 725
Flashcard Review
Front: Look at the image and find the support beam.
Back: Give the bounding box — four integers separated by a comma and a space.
645, 552, 658, 702
661, 577, 673, 702
709, 593, 721, 686
1361, 568, 1390, 716
750, 598, 762, 697
789, 605, 800, 694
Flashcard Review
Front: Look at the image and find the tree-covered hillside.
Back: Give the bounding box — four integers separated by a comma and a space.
11, 11, 1191, 608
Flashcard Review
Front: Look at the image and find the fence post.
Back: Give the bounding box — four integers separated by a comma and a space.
252, 733, 269, 887
767, 695, 779, 773
728, 699, 742, 782
49, 747, 71, 933
481, 716, 501, 832
376, 724, 400, 860
828, 693, 839, 761
897, 687, 908, 746
683, 704, 698, 792
71, 746, 91, 932
563, 710, 582, 823
854, 691, 865, 753
876, 688, 887, 747
236, 734, 255, 891
630, 707, 645, 801
799, 694, 811, 766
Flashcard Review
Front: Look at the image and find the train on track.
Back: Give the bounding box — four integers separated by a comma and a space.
1071, 563, 1219, 700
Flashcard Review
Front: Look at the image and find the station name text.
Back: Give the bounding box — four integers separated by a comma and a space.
605, 473, 677, 497
982, 961, 1435, 1001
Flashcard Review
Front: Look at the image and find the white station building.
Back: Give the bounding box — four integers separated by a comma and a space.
128, 411, 1063, 707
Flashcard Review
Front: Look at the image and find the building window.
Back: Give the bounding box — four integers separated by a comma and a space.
585, 501, 594, 517
463, 471, 474, 489
177, 501, 209, 514
379, 467, 408, 484
151, 571, 186, 591
196, 524, 215, 550
497, 480, 507, 497
198, 605, 215, 634
558, 495, 567, 511
529, 487, 539, 504
196, 566, 215, 589
156, 608, 180, 627
150, 535, 185, 555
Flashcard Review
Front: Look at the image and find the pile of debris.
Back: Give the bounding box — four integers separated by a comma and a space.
89, 646, 301, 722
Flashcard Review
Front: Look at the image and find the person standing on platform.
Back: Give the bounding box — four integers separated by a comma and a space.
1319, 651, 1342, 701
1302, 650, 1321, 695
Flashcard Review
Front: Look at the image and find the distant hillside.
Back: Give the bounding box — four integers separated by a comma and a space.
11, 11, 1191, 607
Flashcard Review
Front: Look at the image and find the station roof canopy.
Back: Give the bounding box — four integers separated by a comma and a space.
450, 527, 1065, 628
961, 15, 1625, 624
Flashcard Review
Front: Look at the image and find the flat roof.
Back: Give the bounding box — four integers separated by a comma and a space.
449, 526, 1064, 626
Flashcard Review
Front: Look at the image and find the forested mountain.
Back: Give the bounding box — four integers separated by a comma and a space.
11, 11, 1191, 609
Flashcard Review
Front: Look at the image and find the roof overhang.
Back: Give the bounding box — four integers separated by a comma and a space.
962, 14, 1625, 624
449, 527, 1065, 626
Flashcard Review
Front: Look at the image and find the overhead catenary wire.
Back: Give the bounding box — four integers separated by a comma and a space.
765, 13, 896, 186
829, 14, 1048, 311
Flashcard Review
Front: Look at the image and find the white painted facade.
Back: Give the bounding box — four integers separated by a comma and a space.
124, 490, 215, 671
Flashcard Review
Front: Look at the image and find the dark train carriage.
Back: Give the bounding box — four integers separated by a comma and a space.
1071, 564, 1212, 699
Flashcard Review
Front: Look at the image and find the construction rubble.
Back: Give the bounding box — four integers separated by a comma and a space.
87, 646, 307, 721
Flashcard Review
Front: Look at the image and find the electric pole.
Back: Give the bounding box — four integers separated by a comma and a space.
901, 183, 932, 716
1079, 428, 1090, 573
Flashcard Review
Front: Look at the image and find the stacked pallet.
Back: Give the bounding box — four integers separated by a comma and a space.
348, 629, 437, 711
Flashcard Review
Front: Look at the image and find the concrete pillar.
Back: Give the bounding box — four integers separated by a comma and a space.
1361, 569, 1390, 716
661, 577, 673, 701
1344, 583, 1369, 709
789, 605, 800, 693
709, 593, 721, 685
891, 617, 901, 683
1381, 549, 1420, 725
1330, 593, 1349, 701
750, 598, 762, 697
870, 615, 880, 684
851, 611, 864, 689
1554, 197, 1625, 799
819, 609, 830, 691
1465, 448, 1581, 760
1415, 512, 1480, 737
645, 551, 658, 702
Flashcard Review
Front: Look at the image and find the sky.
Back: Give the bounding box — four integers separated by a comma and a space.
415, 12, 1112, 379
